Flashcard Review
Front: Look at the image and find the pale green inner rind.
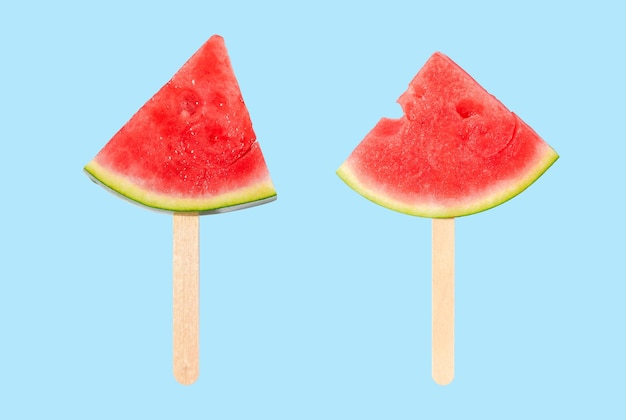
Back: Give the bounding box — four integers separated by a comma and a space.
337, 147, 558, 218
84, 160, 276, 215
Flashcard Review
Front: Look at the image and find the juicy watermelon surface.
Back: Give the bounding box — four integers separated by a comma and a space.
85, 35, 276, 214
337, 52, 558, 218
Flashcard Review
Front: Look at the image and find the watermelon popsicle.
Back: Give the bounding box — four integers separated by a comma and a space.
337, 52, 558, 385
84, 35, 276, 385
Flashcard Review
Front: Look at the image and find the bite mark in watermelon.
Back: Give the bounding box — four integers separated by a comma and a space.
337, 52, 558, 218
85, 35, 276, 214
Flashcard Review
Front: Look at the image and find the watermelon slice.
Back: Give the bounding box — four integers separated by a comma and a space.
85, 35, 276, 214
337, 52, 558, 218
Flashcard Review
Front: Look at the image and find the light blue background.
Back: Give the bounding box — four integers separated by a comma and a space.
1, 1, 624, 418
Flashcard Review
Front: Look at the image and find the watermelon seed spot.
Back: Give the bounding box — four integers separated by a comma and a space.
456, 99, 482, 119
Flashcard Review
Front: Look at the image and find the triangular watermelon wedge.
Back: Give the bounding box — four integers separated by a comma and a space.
337, 52, 558, 218
85, 35, 276, 214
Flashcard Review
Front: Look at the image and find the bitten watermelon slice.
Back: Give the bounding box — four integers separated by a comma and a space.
85, 35, 276, 214
337, 52, 558, 218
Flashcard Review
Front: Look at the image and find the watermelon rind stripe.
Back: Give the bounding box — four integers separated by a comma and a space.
84, 160, 276, 215
336, 145, 558, 219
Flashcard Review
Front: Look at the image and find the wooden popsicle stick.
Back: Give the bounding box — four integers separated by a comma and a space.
172, 213, 200, 385
432, 218, 455, 385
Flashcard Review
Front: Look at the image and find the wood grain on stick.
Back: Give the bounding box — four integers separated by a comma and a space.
173, 213, 200, 385
432, 218, 454, 385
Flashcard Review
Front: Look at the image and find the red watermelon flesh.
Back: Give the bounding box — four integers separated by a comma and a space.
337, 52, 558, 218
85, 35, 276, 214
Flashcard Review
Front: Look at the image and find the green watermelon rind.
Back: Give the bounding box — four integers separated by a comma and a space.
84, 160, 277, 215
336, 145, 558, 219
